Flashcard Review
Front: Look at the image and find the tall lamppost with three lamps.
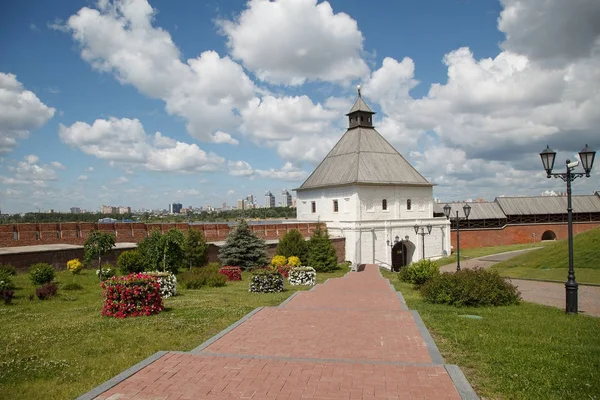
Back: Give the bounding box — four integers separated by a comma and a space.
413, 224, 432, 260
539, 144, 596, 314
443, 203, 471, 271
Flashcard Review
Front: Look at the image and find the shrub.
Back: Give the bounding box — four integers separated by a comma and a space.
271, 255, 288, 267
205, 262, 221, 273
63, 283, 84, 291
118, 250, 146, 274
219, 220, 268, 270
179, 265, 222, 289
398, 259, 440, 287
275, 229, 309, 264
288, 266, 316, 286
66, 259, 83, 275
219, 266, 242, 281
0, 270, 16, 291
96, 265, 116, 281
144, 271, 177, 298
183, 279, 204, 290
29, 263, 55, 286
0, 264, 17, 276
101, 274, 164, 318
287, 256, 301, 267
36, 282, 58, 300
249, 269, 284, 293
420, 268, 522, 307
307, 226, 338, 272
1, 290, 14, 305
207, 274, 227, 287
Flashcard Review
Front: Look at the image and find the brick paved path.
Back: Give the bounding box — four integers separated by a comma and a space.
86, 266, 476, 400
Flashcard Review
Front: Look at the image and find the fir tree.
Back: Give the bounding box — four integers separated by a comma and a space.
275, 229, 309, 264
219, 220, 268, 270
307, 226, 338, 272
183, 228, 208, 270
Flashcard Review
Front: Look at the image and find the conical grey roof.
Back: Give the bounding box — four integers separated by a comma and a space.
346, 96, 374, 114
297, 126, 432, 190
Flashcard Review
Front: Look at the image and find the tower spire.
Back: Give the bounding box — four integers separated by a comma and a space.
357, 84, 361, 98
346, 85, 375, 129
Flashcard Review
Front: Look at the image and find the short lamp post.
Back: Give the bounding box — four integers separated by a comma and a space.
539, 144, 596, 314
387, 235, 410, 272
413, 224, 432, 260
443, 203, 471, 271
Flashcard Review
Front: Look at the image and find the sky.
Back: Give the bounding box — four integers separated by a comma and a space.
0, 0, 599, 213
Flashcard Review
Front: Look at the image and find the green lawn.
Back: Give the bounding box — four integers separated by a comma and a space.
492, 227, 600, 284
381, 269, 600, 400
435, 242, 550, 266
0, 267, 349, 400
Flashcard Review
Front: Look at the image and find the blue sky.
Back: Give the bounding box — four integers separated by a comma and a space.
1, 0, 598, 213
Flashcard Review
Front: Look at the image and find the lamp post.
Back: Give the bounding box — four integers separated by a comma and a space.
443, 203, 471, 271
413, 224, 432, 259
539, 144, 596, 314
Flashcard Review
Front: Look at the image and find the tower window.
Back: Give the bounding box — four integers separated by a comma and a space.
333, 199, 339, 213
382, 199, 387, 211
407, 199, 412, 210
311, 201, 316, 213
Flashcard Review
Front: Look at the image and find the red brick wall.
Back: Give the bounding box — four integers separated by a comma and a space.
451, 222, 600, 249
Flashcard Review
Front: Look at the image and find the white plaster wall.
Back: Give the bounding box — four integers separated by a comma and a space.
296, 186, 359, 222
356, 186, 433, 221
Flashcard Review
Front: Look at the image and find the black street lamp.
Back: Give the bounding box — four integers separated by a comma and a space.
443, 203, 471, 271
539, 144, 596, 314
386, 235, 400, 248
413, 223, 433, 259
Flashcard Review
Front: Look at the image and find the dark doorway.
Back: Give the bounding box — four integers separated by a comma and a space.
541, 230, 557, 241
391, 242, 408, 272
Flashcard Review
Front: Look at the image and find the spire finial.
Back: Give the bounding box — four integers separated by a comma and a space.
357, 84, 361, 98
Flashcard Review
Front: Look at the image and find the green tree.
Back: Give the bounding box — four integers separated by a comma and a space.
136, 230, 163, 271
307, 226, 338, 272
183, 228, 208, 270
218, 219, 268, 270
275, 229, 309, 264
84, 230, 116, 280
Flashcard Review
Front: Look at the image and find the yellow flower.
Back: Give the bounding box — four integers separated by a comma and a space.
67, 259, 83, 275
287, 256, 301, 267
271, 255, 287, 267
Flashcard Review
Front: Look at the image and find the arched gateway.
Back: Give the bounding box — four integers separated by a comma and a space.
391, 242, 408, 272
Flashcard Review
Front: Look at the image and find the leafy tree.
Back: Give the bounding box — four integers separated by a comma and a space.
307, 226, 338, 272
159, 228, 185, 273
136, 230, 163, 271
84, 230, 116, 280
117, 250, 147, 274
219, 219, 268, 270
275, 229, 309, 264
183, 228, 208, 270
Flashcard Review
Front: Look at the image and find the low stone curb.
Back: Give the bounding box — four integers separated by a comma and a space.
445, 364, 480, 400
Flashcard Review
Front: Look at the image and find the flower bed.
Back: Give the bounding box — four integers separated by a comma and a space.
218, 266, 242, 281
288, 266, 316, 286
144, 271, 177, 298
276, 265, 292, 278
249, 269, 284, 293
96, 267, 116, 280
101, 274, 164, 318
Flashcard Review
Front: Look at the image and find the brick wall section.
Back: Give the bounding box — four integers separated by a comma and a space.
451, 222, 600, 249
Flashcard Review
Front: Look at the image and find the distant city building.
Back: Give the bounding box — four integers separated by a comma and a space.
237, 199, 245, 210
101, 205, 119, 214
169, 203, 183, 214
265, 191, 275, 208
118, 206, 131, 214
281, 189, 292, 207
70, 207, 82, 214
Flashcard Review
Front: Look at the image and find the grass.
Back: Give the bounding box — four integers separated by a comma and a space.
0, 266, 349, 400
435, 242, 549, 266
381, 269, 600, 400
492, 227, 600, 284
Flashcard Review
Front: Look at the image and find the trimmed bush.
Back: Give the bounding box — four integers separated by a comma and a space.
0, 270, 16, 291
420, 268, 521, 307
1, 289, 14, 305
398, 259, 440, 287
144, 271, 177, 298
219, 266, 242, 281
118, 250, 146, 274
207, 274, 227, 287
36, 282, 58, 300
29, 263, 55, 286
0, 264, 17, 276
249, 269, 284, 293
66, 259, 83, 275
63, 283, 84, 291
288, 266, 316, 286
271, 255, 287, 267
101, 274, 164, 318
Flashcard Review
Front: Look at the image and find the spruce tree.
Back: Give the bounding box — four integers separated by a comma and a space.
275, 229, 309, 264
219, 220, 268, 270
307, 226, 338, 272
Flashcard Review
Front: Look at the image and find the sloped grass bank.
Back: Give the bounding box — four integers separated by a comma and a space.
382, 269, 600, 400
435, 242, 549, 266
0, 267, 349, 400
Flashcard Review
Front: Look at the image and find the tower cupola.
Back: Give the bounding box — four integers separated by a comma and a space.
346, 84, 375, 129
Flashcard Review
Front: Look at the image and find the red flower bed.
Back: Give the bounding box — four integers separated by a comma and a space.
277, 265, 292, 278
101, 274, 164, 318
218, 266, 242, 281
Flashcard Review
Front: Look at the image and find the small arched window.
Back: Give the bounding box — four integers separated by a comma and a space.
407, 199, 412, 210
382, 199, 387, 211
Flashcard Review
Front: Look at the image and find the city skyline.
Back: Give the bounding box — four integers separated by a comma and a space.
1, 0, 598, 214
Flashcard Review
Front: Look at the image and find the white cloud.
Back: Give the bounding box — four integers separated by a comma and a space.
113, 176, 129, 184
85, 166, 94, 172
77, 175, 88, 181
228, 160, 307, 181
211, 131, 239, 145
0, 155, 62, 188
218, 0, 369, 85
50, 161, 66, 170
59, 117, 225, 172
66, 0, 255, 142
0, 73, 55, 153
24, 154, 39, 164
